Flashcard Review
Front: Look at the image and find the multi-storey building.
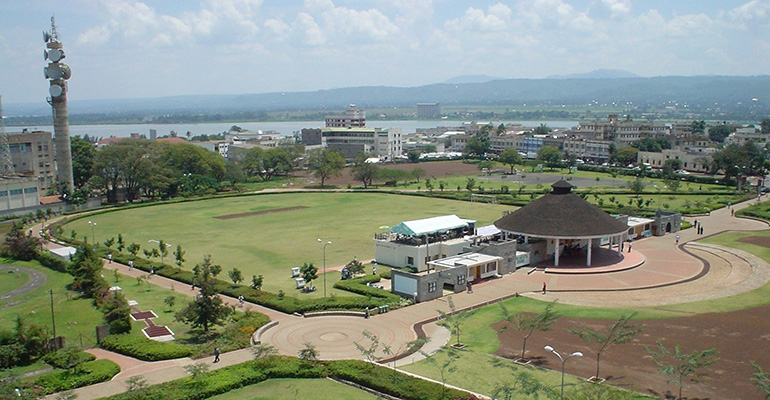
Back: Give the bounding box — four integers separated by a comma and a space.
8, 130, 56, 194
563, 138, 612, 163
637, 149, 713, 173
577, 115, 669, 146
325, 104, 366, 128
416, 103, 441, 118
322, 127, 402, 160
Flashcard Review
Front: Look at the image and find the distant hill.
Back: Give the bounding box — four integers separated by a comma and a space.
4, 75, 770, 117
442, 75, 505, 84
547, 69, 640, 79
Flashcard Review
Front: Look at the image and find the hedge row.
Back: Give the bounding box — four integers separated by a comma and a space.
22, 359, 120, 395
99, 356, 474, 400
99, 334, 193, 361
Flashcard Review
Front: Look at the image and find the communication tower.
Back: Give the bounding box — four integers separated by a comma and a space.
43, 16, 74, 194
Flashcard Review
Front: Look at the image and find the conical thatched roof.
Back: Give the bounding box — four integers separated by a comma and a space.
494, 180, 628, 238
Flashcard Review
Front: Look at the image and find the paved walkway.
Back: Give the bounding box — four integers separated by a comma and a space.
34, 194, 770, 400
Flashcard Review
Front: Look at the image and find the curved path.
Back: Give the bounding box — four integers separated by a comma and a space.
34, 194, 770, 400
0, 265, 46, 307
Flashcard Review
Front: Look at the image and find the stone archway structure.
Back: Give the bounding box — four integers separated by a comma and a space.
494, 180, 629, 267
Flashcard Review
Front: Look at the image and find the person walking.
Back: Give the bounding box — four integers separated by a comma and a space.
675, 234, 680, 245
108, 254, 112, 263
128, 260, 133, 271
238, 295, 244, 307
542, 282, 547, 294
213, 347, 220, 363
365, 307, 370, 319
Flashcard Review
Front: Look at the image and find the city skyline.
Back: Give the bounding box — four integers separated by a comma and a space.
1, 0, 769, 104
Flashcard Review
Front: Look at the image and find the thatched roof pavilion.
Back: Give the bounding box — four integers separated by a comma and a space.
495, 180, 628, 267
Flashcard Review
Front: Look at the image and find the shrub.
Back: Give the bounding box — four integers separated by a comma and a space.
99, 334, 193, 361
42, 347, 95, 369
23, 359, 120, 395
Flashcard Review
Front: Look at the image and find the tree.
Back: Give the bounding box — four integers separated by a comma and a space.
690, 120, 706, 135
708, 124, 733, 143
354, 330, 384, 368
242, 147, 293, 181
71, 135, 95, 189
174, 244, 185, 268
158, 240, 169, 264
613, 146, 638, 165
710, 142, 767, 185
411, 167, 426, 182
477, 160, 494, 175
634, 137, 669, 152
116, 234, 125, 252
465, 125, 492, 157
380, 168, 411, 186
163, 295, 176, 311
2, 222, 41, 261
499, 300, 559, 360
752, 362, 770, 398
761, 118, 770, 134
420, 348, 459, 400
300, 262, 318, 285
298, 343, 319, 363
465, 177, 476, 192
662, 159, 682, 178
351, 155, 381, 188
569, 314, 643, 380
498, 148, 522, 173
251, 343, 278, 359
251, 274, 264, 291
646, 339, 719, 400
228, 268, 243, 285
345, 258, 365, 275
489, 358, 548, 400
536, 146, 562, 169
407, 150, 421, 163
436, 296, 474, 348
307, 148, 345, 187
533, 123, 551, 134
176, 255, 233, 334
628, 176, 646, 197
127, 242, 140, 257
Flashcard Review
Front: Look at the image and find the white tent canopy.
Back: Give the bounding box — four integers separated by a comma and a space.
390, 214, 475, 237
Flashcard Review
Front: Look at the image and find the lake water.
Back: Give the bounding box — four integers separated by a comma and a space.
27, 119, 579, 139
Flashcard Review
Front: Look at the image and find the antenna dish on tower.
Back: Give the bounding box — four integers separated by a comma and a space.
49, 84, 63, 97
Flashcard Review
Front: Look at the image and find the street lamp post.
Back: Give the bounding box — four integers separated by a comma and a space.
88, 220, 96, 244
317, 238, 331, 297
544, 345, 583, 400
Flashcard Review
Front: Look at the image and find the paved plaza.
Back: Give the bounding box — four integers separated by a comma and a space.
33, 194, 770, 400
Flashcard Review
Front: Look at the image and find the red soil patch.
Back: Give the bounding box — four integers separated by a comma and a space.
215, 206, 308, 220
143, 325, 173, 338
494, 305, 770, 399
130, 311, 157, 320
737, 236, 770, 248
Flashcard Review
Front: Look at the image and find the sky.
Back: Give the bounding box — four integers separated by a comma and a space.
1, 0, 769, 104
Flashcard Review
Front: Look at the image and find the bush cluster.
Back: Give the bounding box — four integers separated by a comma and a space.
99, 334, 193, 361
21, 359, 120, 395
41, 347, 95, 369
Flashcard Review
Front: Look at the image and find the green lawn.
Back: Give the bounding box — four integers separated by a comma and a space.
102, 269, 193, 338
0, 258, 104, 348
63, 192, 510, 296
0, 268, 29, 294
207, 378, 381, 400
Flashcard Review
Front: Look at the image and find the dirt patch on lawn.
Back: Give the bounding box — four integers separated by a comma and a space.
493, 305, 770, 399
737, 236, 770, 248
215, 206, 308, 220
